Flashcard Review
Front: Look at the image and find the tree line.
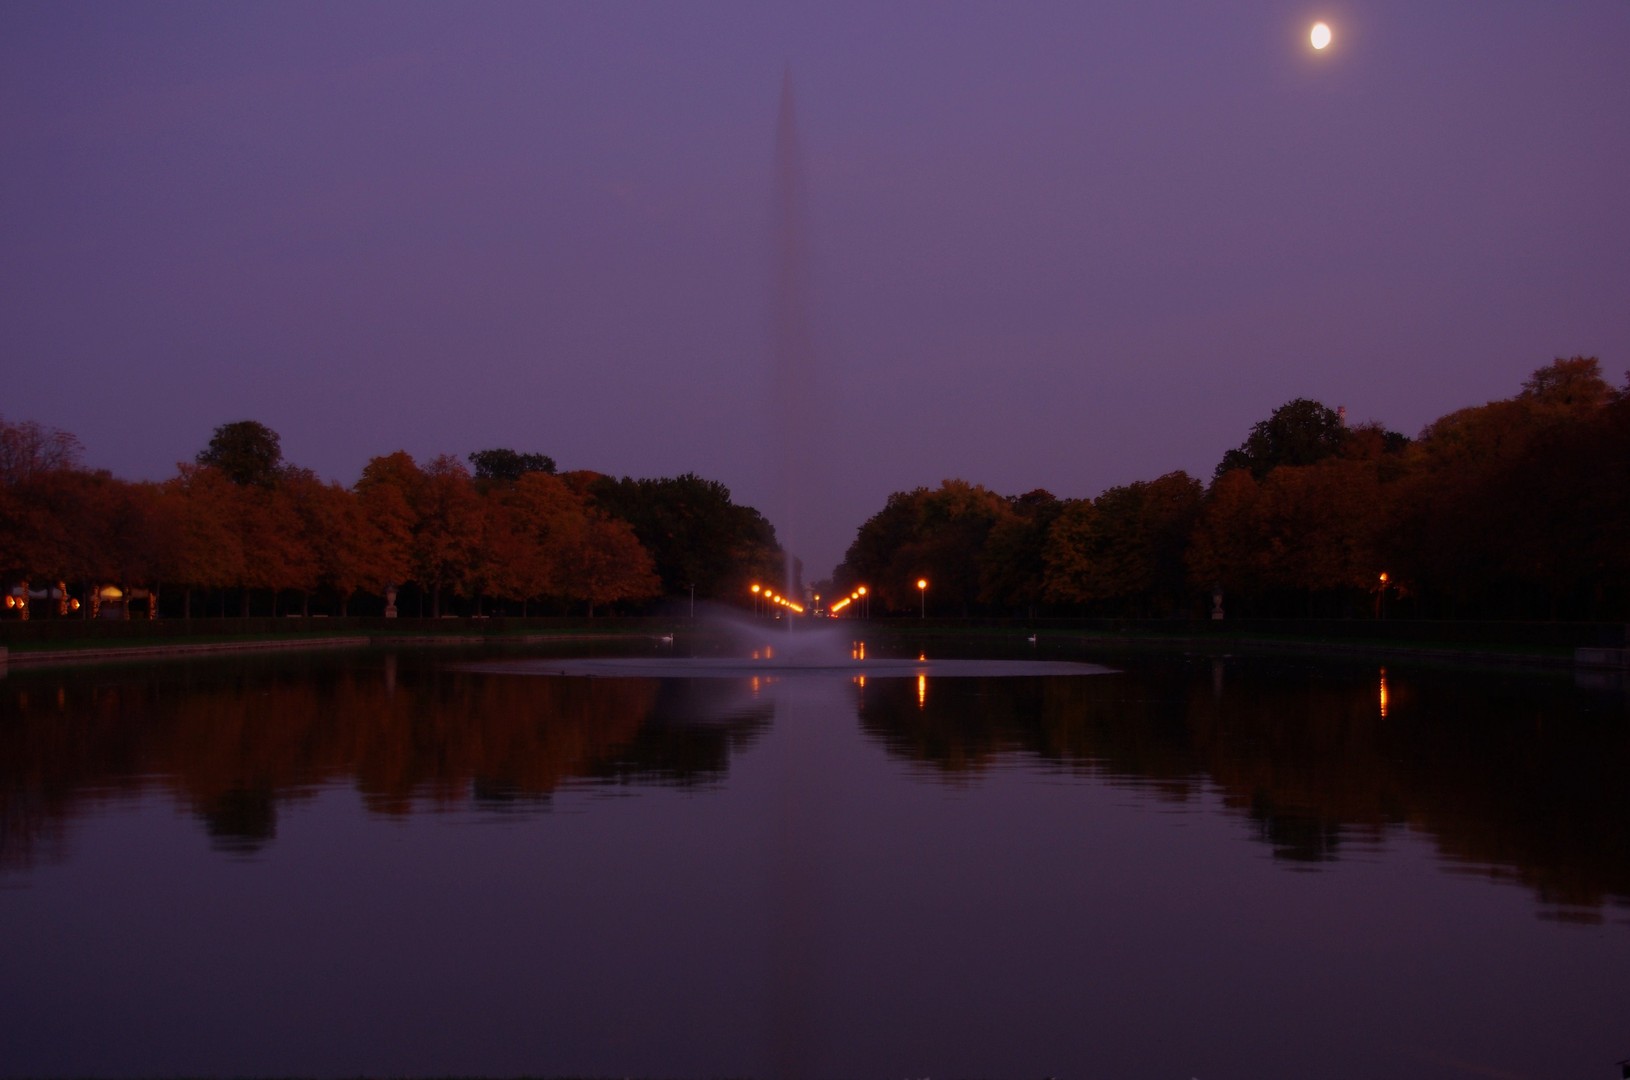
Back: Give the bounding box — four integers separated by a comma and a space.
0, 420, 782, 618
832, 357, 1630, 621
5, 356, 1625, 622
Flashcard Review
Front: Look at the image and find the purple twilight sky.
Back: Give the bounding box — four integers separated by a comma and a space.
3, 1, 1627, 579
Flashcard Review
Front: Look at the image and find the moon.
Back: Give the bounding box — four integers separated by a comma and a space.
1310, 22, 1332, 49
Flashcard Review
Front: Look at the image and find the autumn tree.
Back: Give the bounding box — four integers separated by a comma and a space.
412, 455, 484, 617
1519, 355, 1613, 412
478, 471, 584, 613
158, 465, 248, 616
1404, 357, 1622, 615
209, 471, 303, 615
1186, 467, 1266, 610
977, 489, 1063, 615
1043, 472, 1203, 615
1040, 498, 1097, 609
1255, 459, 1384, 608
278, 468, 371, 615
553, 512, 662, 616
0, 420, 151, 611
0, 417, 83, 486
355, 451, 421, 599
94, 477, 168, 596
0, 418, 88, 587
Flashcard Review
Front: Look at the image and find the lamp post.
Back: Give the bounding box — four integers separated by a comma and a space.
917, 578, 928, 619
858, 585, 868, 620
750, 583, 761, 616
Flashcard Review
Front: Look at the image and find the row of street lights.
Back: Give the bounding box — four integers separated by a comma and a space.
752, 572, 1398, 620
748, 583, 804, 616
766, 579, 931, 619
828, 585, 868, 618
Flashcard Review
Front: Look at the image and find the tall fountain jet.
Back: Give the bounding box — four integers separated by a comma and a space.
771, 68, 817, 611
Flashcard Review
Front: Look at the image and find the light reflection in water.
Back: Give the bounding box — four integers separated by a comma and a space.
0, 650, 1626, 1080
1379, 666, 1389, 717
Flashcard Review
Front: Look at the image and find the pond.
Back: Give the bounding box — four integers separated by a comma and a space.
1, 635, 1626, 1079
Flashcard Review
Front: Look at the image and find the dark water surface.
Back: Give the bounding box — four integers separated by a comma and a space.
1, 640, 1626, 1079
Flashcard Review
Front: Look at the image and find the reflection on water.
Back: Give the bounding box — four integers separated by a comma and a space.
857, 654, 1630, 915
1, 651, 769, 865
1, 646, 1627, 1079
4, 650, 1628, 910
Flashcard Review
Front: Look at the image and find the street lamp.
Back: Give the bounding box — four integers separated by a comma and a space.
858, 585, 868, 619
916, 578, 928, 619
750, 583, 761, 616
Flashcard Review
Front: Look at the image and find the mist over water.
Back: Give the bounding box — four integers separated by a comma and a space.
698, 604, 854, 664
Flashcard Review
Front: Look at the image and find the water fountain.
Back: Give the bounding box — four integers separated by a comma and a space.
771, 67, 816, 608
461, 607, 1107, 678
470, 75, 1110, 681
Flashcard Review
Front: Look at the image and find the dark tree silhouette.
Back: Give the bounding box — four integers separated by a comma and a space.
1215, 398, 1348, 480
197, 420, 283, 487
468, 448, 557, 485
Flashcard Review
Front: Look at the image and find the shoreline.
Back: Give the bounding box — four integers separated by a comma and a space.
0, 631, 648, 669
0, 623, 1622, 674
